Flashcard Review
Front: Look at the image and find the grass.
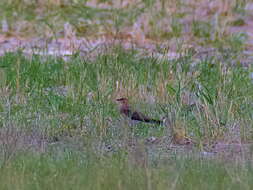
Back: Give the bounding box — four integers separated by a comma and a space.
0, 46, 251, 141
0, 0, 253, 189
0, 151, 253, 190
0, 45, 252, 188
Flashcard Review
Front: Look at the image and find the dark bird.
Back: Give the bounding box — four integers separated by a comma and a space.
116, 98, 163, 125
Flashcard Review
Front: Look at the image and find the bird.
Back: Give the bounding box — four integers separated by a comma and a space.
116, 98, 163, 125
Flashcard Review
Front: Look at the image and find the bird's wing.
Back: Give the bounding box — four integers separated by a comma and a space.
131, 111, 162, 124
131, 111, 148, 121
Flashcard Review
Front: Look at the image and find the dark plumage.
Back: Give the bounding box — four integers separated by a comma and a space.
116, 98, 162, 125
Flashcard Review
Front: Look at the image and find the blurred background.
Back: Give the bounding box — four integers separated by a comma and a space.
0, 0, 252, 56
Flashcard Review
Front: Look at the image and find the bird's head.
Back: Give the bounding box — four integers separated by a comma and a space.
116, 97, 129, 105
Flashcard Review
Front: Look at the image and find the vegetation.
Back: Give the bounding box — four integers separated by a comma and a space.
0, 0, 253, 189
0, 46, 252, 189
1, 152, 253, 190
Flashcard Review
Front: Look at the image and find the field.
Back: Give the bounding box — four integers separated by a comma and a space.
0, 0, 253, 189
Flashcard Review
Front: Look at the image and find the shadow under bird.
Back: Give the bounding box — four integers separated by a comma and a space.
116, 98, 163, 125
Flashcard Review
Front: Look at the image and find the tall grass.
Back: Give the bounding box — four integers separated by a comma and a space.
0, 0, 252, 189
0, 44, 252, 189
0, 47, 252, 144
